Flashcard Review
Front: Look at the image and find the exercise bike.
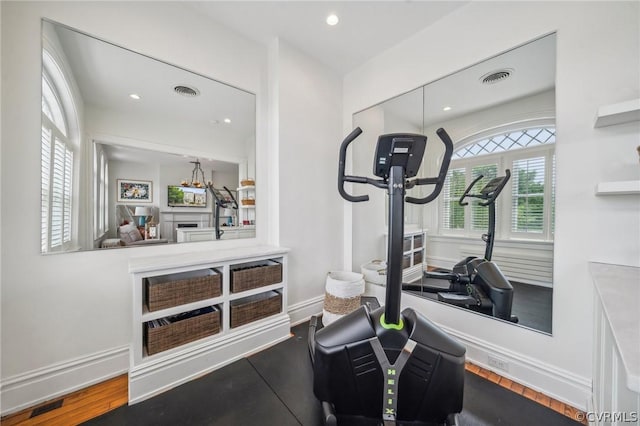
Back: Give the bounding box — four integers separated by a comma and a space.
405, 170, 518, 323
308, 127, 466, 425
206, 184, 238, 240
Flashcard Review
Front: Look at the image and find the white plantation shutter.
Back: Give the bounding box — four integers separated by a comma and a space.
551, 154, 556, 235
63, 146, 73, 243
470, 164, 497, 232
441, 167, 466, 230
41, 50, 77, 253
41, 127, 52, 252
440, 126, 555, 240
511, 157, 545, 234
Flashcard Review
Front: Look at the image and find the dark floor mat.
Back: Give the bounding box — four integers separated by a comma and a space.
83, 358, 300, 426
85, 321, 577, 426
404, 277, 552, 333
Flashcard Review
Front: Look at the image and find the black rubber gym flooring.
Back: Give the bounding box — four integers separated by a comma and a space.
84, 322, 578, 426
405, 278, 553, 334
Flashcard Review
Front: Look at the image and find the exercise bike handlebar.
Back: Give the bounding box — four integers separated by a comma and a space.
338, 127, 387, 202
405, 128, 454, 204
479, 169, 510, 206
338, 127, 454, 204
458, 169, 511, 207
458, 174, 485, 206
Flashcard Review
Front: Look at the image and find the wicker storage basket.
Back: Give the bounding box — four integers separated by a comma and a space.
413, 250, 423, 265
403, 237, 412, 252
230, 260, 282, 293
240, 179, 255, 187
241, 198, 255, 206
145, 306, 220, 355
146, 269, 221, 312
230, 291, 282, 328
414, 234, 423, 249
402, 255, 411, 269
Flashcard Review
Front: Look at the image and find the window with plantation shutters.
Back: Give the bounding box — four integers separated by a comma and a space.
511, 157, 545, 233
439, 126, 555, 241
470, 164, 497, 232
94, 147, 109, 238
441, 167, 466, 231
41, 57, 76, 253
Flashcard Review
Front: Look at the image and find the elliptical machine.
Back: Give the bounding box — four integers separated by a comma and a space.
405, 170, 518, 323
309, 127, 466, 425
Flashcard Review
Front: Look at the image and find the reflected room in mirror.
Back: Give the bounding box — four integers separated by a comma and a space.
40, 20, 257, 253
352, 33, 556, 334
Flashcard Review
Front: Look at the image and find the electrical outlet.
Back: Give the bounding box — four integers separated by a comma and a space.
487, 355, 510, 373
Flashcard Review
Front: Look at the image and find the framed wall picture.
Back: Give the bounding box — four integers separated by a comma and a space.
117, 179, 152, 203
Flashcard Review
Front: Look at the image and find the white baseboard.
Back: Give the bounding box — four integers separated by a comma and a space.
0, 346, 129, 416
426, 255, 457, 269
440, 325, 591, 411
288, 295, 324, 326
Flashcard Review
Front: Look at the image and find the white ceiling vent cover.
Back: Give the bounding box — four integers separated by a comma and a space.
174, 85, 200, 97
480, 69, 514, 85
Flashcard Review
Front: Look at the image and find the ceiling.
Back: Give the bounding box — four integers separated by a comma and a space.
48, 3, 554, 169
377, 33, 557, 128
189, 1, 470, 74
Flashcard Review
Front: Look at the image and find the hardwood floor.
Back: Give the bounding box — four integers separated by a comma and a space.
465, 363, 587, 425
1, 364, 586, 425
1, 375, 128, 426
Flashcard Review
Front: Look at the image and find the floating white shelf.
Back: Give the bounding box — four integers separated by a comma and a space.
237, 186, 256, 191
594, 98, 640, 128
595, 180, 640, 195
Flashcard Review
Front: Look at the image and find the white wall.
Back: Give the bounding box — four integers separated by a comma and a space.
273, 39, 344, 314
0, 1, 269, 414
344, 1, 639, 409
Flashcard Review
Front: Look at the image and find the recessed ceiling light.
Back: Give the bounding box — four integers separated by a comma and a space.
224, 118, 231, 124
443, 106, 452, 111
326, 14, 339, 26
129, 93, 141, 100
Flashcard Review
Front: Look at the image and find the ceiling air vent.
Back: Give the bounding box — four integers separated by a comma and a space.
480, 69, 513, 85
174, 85, 200, 97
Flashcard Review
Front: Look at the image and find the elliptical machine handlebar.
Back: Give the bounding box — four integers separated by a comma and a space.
338, 127, 454, 204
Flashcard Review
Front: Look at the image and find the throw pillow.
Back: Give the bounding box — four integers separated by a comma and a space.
119, 222, 143, 244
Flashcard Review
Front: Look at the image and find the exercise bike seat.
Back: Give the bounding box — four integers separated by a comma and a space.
312, 305, 465, 424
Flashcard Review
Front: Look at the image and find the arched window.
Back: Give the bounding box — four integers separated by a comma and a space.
440, 127, 556, 241
41, 49, 78, 253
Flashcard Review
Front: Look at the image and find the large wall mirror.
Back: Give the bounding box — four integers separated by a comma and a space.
41, 20, 257, 254
353, 33, 556, 334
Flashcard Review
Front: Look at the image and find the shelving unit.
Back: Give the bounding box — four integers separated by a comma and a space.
237, 185, 256, 229
386, 229, 426, 283
595, 181, 640, 196
594, 98, 640, 128
593, 98, 640, 196
129, 246, 290, 404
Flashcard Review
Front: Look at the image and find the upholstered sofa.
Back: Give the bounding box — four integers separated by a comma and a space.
101, 222, 168, 248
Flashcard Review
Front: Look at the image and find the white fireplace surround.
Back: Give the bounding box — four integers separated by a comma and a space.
160, 211, 212, 242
